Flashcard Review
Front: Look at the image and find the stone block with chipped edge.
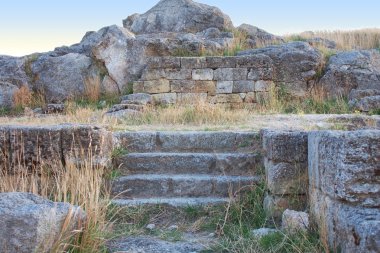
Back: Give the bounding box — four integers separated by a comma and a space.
206, 56, 236, 68
233, 80, 254, 93
148, 57, 181, 69
192, 69, 214, 80
170, 80, 215, 94
216, 81, 233, 94
213, 68, 247, 81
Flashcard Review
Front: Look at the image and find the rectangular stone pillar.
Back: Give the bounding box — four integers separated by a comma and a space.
308, 130, 380, 253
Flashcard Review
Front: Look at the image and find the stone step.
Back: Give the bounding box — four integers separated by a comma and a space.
111, 174, 261, 199
113, 131, 261, 153
112, 197, 230, 207
115, 152, 262, 176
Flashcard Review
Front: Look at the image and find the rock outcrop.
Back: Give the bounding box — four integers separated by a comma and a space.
319, 50, 380, 111
0, 55, 30, 88
0, 55, 31, 108
123, 0, 234, 34
0, 192, 84, 253
31, 53, 95, 102
237, 24, 284, 48
237, 42, 324, 97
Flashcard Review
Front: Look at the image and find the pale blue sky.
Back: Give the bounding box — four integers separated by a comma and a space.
1, 0, 379, 56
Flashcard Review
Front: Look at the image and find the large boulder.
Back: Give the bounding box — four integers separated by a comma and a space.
91, 26, 135, 92
0, 192, 84, 253
0, 55, 30, 88
0, 56, 31, 108
123, 0, 234, 34
31, 53, 94, 102
238, 42, 323, 97
0, 81, 19, 108
318, 50, 380, 100
237, 24, 284, 48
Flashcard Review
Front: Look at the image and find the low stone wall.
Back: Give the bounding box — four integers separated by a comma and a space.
0, 124, 112, 171
133, 56, 276, 106
308, 130, 380, 253
261, 130, 309, 220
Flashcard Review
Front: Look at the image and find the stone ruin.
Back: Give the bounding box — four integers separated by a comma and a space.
0, 0, 379, 252
0, 124, 379, 252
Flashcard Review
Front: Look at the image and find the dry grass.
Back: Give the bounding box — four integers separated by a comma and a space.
0, 86, 354, 132
83, 75, 101, 103
117, 100, 252, 126
286, 28, 380, 50
12, 85, 32, 108
0, 153, 111, 252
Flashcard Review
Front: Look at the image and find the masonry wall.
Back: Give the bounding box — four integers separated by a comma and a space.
261, 129, 309, 220
0, 124, 112, 171
133, 56, 275, 106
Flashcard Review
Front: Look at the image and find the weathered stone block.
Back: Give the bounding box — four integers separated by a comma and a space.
262, 130, 308, 163
265, 160, 308, 195
156, 131, 261, 153
208, 94, 243, 103
142, 79, 171, 94
112, 131, 157, 152
213, 68, 247, 81
177, 93, 208, 103
310, 189, 380, 253
308, 130, 380, 207
233, 80, 254, 93
170, 80, 215, 94
141, 69, 166, 80
0, 192, 84, 253
152, 93, 177, 105
134, 79, 171, 94
148, 57, 181, 69
192, 69, 213, 80
9, 126, 62, 170
181, 57, 206, 69
170, 80, 195, 93
248, 67, 274, 81
206, 56, 236, 68
235, 54, 273, 68
61, 125, 113, 167
282, 209, 309, 233
165, 69, 192, 80
216, 81, 233, 94
254, 80, 274, 92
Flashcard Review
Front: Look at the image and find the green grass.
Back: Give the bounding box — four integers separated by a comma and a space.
107, 178, 324, 253
111, 147, 129, 159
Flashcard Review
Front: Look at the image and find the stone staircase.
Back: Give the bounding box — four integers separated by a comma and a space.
111, 131, 263, 206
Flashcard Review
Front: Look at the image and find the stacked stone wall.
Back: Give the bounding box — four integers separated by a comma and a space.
261, 130, 309, 220
133, 56, 275, 106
